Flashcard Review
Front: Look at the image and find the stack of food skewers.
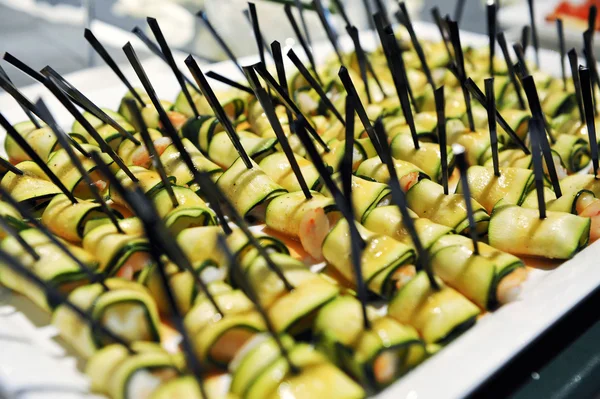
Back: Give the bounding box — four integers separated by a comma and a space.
1, 0, 600, 397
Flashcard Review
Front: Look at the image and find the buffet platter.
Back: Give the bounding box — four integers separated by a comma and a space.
0, 6, 599, 399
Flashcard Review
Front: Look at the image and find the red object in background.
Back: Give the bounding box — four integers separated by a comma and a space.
547, 0, 600, 30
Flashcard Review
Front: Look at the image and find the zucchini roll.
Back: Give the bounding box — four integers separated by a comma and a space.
488, 205, 590, 259
541, 90, 577, 118
406, 179, 490, 234
1, 161, 62, 211
497, 109, 530, 145
448, 128, 502, 166
52, 278, 162, 358
362, 205, 453, 250
385, 112, 439, 142
119, 89, 174, 130
117, 129, 163, 167
560, 174, 600, 197
72, 109, 135, 151
152, 186, 217, 235
321, 137, 376, 173
0, 228, 97, 310
390, 133, 455, 183
551, 134, 590, 173
459, 166, 534, 213
0, 200, 28, 238
83, 217, 153, 278
42, 194, 112, 243
86, 342, 182, 399
229, 335, 365, 399
355, 156, 427, 192
208, 130, 277, 169
314, 296, 426, 390
430, 234, 526, 309
185, 285, 266, 369
484, 149, 531, 169
388, 272, 481, 345
5, 126, 61, 164
150, 374, 235, 399
322, 219, 416, 298
216, 157, 287, 220
109, 166, 169, 207
259, 152, 321, 192
4, 120, 40, 163
160, 137, 222, 186
180, 115, 224, 154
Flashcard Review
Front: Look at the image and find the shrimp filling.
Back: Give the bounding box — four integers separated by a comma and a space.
210, 328, 257, 365
373, 350, 398, 385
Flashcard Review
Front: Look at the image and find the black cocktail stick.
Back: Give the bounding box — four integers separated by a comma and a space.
294, 0, 312, 47
512, 43, 530, 77
568, 49, 585, 124
556, 19, 567, 91
0, 184, 107, 290
191, 170, 295, 291
196, 11, 244, 75
579, 67, 599, 178
346, 25, 386, 103
447, 19, 475, 131
589, 4, 598, 34
529, 116, 546, 218
147, 247, 207, 397
0, 215, 39, 261
39, 67, 140, 145
396, 2, 435, 91
147, 17, 200, 118
374, 0, 390, 25
184, 55, 253, 169
435, 86, 449, 194
431, 7, 453, 61
35, 98, 125, 232
130, 27, 201, 94
0, 157, 22, 176
83, 29, 145, 107
373, 119, 439, 290
343, 95, 356, 171
271, 41, 295, 132
287, 49, 345, 125
487, 1, 497, 77
339, 98, 370, 330
252, 63, 330, 151
0, 62, 41, 128
43, 75, 138, 183
124, 98, 178, 207
3, 53, 45, 82
0, 112, 77, 203
331, 0, 351, 26
283, 4, 321, 84
0, 248, 132, 350
338, 66, 383, 160
485, 78, 500, 177
313, 0, 343, 65
205, 71, 253, 94
243, 66, 312, 199
521, 25, 530, 54
496, 32, 525, 109
246, 3, 272, 66
362, 0, 375, 31
392, 54, 420, 150
527, 0, 540, 67
454, 0, 466, 25
90, 151, 224, 314
218, 234, 300, 374
453, 144, 480, 254
583, 29, 600, 110
521, 76, 562, 196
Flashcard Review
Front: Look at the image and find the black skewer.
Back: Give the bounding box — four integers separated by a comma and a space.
527, 0, 540, 67
487, 1, 497, 77
0, 184, 107, 290
361, 0, 375, 31
529, 116, 546, 218
338, 66, 383, 161
583, 29, 600, 112
396, 2, 435, 91
580, 67, 599, 178
589, 4, 598, 34
0, 247, 132, 350
184, 56, 253, 169
205, 71, 254, 95
521, 76, 562, 197
331, 0, 351, 26
556, 19, 567, 91
521, 25, 530, 55
196, 11, 244, 75
497, 32, 526, 109
0, 112, 78, 203
243, 66, 312, 199
43, 75, 138, 183
464, 78, 530, 154
373, 119, 439, 290
0, 157, 22, 176
35, 97, 125, 233
0, 61, 41, 128
218, 234, 300, 374
340, 96, 370, 330
246, 3, 272, 67
447, 19, 475, 131
453, 144, 480, 255
271, 41, 295, 133
252, 63, 330, 152
431, 7, 453, 61
435, 86, 449, 195
83, 29, 145, 108
124, 98, 178, 207
485, 78, 500, 177
343, 94, 356, 172
287, 49, 345, 125
147, 17, 200, 118
568, 49, 585, 124
2, 53, 45, 82
313, 0, 343, 65
284, 4, 321, 84
374, 0, 390, 25
39, 67, 141, 145
130, 27, 202, 94
512, 43, 530, 77
346, 25, 386, 103
454, 0, 466, 25
90, 151, 225, 314
393, 56, 420, 150
294, 0, 313, 47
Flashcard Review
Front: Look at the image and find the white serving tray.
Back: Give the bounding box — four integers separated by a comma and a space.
0, 21, 594, 399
